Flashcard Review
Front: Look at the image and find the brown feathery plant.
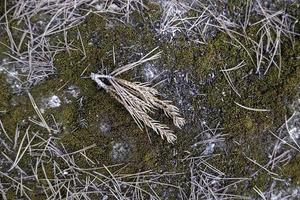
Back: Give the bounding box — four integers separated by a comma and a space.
90, 47, 185, 143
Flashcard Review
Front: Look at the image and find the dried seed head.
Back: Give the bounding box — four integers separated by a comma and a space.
91, 48, 185, 143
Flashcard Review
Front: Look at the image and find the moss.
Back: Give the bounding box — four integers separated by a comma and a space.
0, 75, 10, 111
182, 23, 300, 195
227, 0, 246, 15
1, 94, 32, 135
50, 12, 197, 175
50, 7, 300, 181
144, 2, 161, 22
0, 26, 9, 60
282, 154, 300, 185
195, 26, 300, 136
0, 0, 4, 17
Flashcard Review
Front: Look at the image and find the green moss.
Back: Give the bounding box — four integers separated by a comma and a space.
0, 0, 4, 17
0, 75, 10, 111
195, 27, 300, 136
283, 154, 300, 185
0, 27, 9, 60
227, 0, 246, 15
144, 2, 161, 22
50, 8, 300, 179
1, 94, 32, 135
51, 12, 193, 174
181, 23, 300, 195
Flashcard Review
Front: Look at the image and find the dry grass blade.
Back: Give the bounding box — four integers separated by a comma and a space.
0, 171, 32, 192
9, 126, 36, 172
0, 119, 13, 143
245, 155, 278, 177
27, 91, 51, 133
234, 101, 270, 112
110, 47, 162, 77
221, 68, 241, 98
253, 186, 266, 200
91, 48, 185, 143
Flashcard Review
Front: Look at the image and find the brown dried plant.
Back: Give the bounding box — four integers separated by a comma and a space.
90, 47, 185, 143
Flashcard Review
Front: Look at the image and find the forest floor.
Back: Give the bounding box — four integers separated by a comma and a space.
0, 0, 300, 199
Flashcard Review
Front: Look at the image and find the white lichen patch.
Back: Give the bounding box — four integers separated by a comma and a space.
155, 0, 188, 38
201, 143, 215, 156
269, 186, 300, 200
110, 141, 132, 162
91, 114, 112, 136
161, 69, 201, 124
0, 60, 21, 92
99, 121, 111, 134
66, 85, 81, 98
40, 95, 62, 113
48, 95, 61, 108
94, 3, 121, 12
5, 71, 22, 93
289, 126, 300, 140
143, 63, 159, 81
283, 107, 300, 146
